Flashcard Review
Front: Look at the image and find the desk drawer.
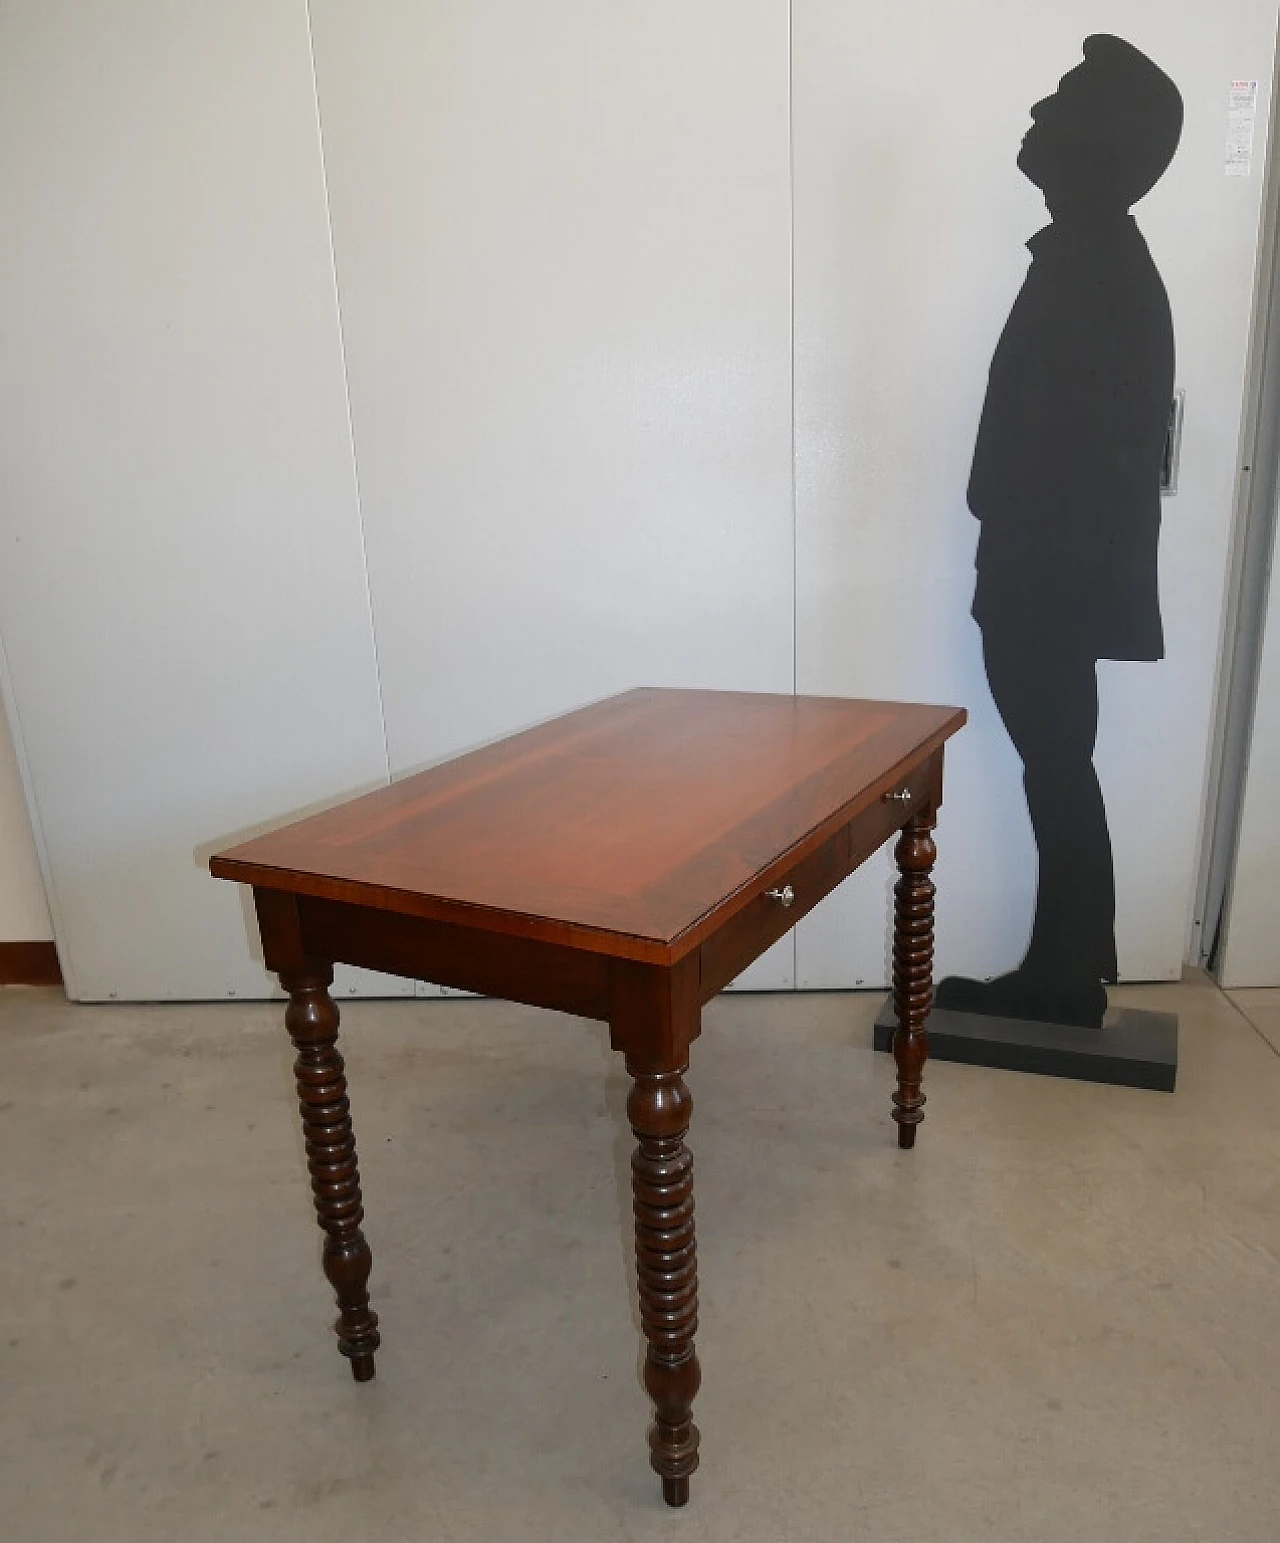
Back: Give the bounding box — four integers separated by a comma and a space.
697, 754, 940, 1002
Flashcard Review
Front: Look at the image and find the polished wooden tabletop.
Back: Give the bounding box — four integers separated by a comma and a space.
211, 687, 964, 963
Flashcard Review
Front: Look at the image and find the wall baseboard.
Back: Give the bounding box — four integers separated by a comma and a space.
0, 941, 62, 986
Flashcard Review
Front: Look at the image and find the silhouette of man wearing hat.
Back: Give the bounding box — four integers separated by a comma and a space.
936, 36, 1183, 1029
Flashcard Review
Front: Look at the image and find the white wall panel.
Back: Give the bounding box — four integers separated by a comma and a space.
0, 3, 406, 999
794, 2, 1276, 987
0, 699, 51, 941
1219, 543, 1280, 986
310, 0, 797, 987
3, 2, 1270, 1001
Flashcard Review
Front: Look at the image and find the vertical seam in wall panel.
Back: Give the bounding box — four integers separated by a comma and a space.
789, 0, 798, 701
0, 630, 74, 997
788, 0, 798, 989
304, 0, 392, 784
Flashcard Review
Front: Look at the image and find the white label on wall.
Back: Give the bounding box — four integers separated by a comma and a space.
1226, 80, 1259, 176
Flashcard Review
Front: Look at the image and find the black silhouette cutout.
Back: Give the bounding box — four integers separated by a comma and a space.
935, 36, 1183, 1030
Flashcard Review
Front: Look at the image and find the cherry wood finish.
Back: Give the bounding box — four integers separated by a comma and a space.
210, 687, 964, 1505
890, 809, 938, 1149
212, 689, 962, 963
281, 962, 380, 1380
628, 1063, 701, 1507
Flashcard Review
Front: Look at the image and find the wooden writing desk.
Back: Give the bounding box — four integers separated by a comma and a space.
210, 687, 965, 1506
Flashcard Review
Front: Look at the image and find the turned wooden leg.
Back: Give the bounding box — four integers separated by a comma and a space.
627, 1062, 701, 1507
280, 963, 380, 1381
891, 808, 937, 1149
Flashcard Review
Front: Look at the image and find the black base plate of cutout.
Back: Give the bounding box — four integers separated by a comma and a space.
873, 998, 1177, 1092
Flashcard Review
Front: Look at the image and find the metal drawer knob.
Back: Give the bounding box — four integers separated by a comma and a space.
766, 885, 795, 908
882, 789, 912, 804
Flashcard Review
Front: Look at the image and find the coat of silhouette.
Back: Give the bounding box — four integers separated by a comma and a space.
936, 36, 1183, 1029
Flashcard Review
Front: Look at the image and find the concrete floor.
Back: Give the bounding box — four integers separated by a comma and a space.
1, 974, 1277, 1543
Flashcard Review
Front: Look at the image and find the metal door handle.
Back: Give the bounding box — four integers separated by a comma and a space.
766, 885, 795, 907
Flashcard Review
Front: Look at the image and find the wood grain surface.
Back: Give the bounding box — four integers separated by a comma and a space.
211, 688, 964, 962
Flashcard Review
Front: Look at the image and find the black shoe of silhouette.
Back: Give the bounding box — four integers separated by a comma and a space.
933, 969, 1107, 1030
